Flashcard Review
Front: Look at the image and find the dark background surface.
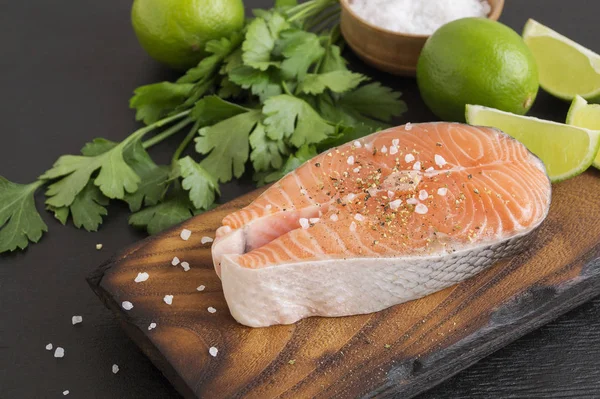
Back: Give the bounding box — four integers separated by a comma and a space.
1, 0, 599, 398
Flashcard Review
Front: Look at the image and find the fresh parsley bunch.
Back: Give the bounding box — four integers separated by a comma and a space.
0, 0, 406, 254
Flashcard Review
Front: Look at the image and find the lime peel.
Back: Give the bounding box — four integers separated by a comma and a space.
523, 19, 600, 101
466, 104, 600, 182
566, 95, 600, 168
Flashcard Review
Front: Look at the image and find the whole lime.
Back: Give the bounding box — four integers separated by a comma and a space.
417, 18, 539, 122
132, 0, 245, 70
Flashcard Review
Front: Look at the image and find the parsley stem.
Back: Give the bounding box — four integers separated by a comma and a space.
282, 81, 293, 96
142, 116, 193, 149
304, 6, 340, 32
171, 119, 202, 164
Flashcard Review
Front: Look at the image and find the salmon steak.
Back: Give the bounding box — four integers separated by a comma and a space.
212, 122, 552, 327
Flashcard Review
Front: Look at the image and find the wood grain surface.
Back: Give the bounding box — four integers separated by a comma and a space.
88, 169, 600, 399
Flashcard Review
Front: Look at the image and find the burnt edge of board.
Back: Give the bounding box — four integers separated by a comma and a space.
87, 232, 600, 399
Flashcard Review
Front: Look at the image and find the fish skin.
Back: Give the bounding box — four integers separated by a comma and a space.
212, 122, 552, 327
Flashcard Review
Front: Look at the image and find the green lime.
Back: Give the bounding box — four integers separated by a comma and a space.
417, 18, 539, 122
566, 95, 600, 168
131, 0, 245, 70
523, 19, 600, 102
466, 104, 600, 182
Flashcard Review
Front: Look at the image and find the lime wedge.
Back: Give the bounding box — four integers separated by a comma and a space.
466, 104, 600, 182
566, 95, 600, 168
522, 19, 600, 102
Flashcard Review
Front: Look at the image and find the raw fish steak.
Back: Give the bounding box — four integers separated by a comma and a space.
212, 123, 552, 327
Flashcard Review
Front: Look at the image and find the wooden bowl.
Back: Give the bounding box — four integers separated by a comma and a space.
340, 0, 505, 76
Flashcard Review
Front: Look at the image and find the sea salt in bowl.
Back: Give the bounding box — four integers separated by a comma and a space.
340, 0, 504, 76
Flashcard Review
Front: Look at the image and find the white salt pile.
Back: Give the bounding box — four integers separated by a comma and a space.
348, 0, 491, 35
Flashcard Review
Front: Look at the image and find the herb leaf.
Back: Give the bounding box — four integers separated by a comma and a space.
130, 82, 194, 124
195, 109, 262, 182
122, 141, 170, 212
299, 71, 367, 95
242, 14, 289, 71
279, 30, 325, 80
249, 122, 288, 172
0, 178, 47, 252
263, 94, 334, 147
260, 145, 317, 184
339, 82, 407, 125
129, 185, 196, 235
69, 182, 109, 231
178, 156, 220, 209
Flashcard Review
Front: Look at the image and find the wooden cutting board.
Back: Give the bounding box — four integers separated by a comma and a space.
88, 170, 600, 399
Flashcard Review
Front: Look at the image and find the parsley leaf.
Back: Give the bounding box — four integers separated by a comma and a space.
177, 33, 242, 84
80, 138, 118, 156
260, 145, 317, 184
228, 65, 282, 101
122, 141, 170, 212
242, 13, 289, 71
129, 82, 194, 124
299, 71, 367, 95
0, 178, 47, 252
317, 123, 375, 150
263, 94, 334, 147
129, 185, 197, 235
339, 82, 407, 125
278, 30, 325, 80
69, 182, 109, 231
178, 156, 220, 209
320, 43, 347, 73
249, 122, 288, 172
190, 95, 248, 125
195, 109, 262, 182
42, 140, 140, 207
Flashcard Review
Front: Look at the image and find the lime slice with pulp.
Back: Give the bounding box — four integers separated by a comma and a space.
522, 19, 600, 102
466, 104, 600, 182
566, 95, 600, 168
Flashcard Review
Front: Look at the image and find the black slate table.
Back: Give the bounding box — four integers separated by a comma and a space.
1, 0, 599, 398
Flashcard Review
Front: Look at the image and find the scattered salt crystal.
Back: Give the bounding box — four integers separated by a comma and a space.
365, 142, 373, 150
300, 188, 308, 195
122, 301, 133, 310
209, 347, 218, 357
265, 204, 272, 210
197, 285, 206, 291
345, 193, 356, 202
415, 204, 429, 214
405, 153, 415, 163
348, 0, 491, 35
392, 139, 399, 147
389, 146, 398, 155
419, 190, 429, 201
95, 244, 103, 250
134, 272, 149, 283
405, 123, 413, 131
353, 167, 360, 173
163, 295, 173, 305
350, 221, 357, 232
63, 390, 69, 396
46, 343, 53, 351
389, 199, 402, 210
180, 229, 192, 241
181, 262, 190, 271
353, 140, 362, 148
425, 167, 435, 172
381, 145, 388, 153
71, 316, 83, 325
367, 187, 378, 197
347, 155, 355, 165
112, 364, 119, 374
148, 322, 157, 330
435, 154, 447, 167
354, 214, 365, 222
309, 217, 320, 224
407, 198, 419, 205
54, 347, 65, 358
171, 256, 180, 266
330, 214, 339, 222
299, 218, 310, 229
201, 236, 214, 244
437, 187, 448, 196
208, 307, 217, 313
413, 161, 422, 170
387, 190, 395, 198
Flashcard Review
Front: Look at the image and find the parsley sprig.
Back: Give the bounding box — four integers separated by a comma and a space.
0, 0, 406, 254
